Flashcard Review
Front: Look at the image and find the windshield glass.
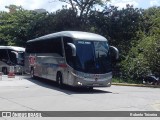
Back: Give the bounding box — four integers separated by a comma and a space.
8, 50, 24, 65
8, 51, 17, 64
18, 52, 24, 59
17, 52, 24, 65
71, 40, 111, 74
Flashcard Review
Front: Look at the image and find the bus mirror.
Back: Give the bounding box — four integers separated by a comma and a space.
110, 46, 119, 61
67, 43, 76, 56
11, 51, 18, 58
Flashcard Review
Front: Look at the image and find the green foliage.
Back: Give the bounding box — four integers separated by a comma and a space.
89, 5, 144, 56
0, 6, 56, 46
121, 35, 160, 80
54, 8, 80, 31
142, 7, 160, 36
121, 7, 160, 80
121, 36, 153, 80
59, 0, 110, 19
144, 36, 160, 74
0, 5, 82, 46
112, 77, 139, 84
0, 8, 36, 46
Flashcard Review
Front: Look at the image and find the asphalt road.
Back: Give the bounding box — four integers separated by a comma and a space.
0, 75, 160, 120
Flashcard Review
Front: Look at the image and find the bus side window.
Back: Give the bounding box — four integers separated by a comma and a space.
0, 49, 9, 62
48, 37, 63, 56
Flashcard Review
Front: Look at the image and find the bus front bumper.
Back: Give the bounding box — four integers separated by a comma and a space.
71, 76, 112, 87
67, 72, 112, 87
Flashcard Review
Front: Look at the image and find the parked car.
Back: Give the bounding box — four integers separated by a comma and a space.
143, 75, 159, 85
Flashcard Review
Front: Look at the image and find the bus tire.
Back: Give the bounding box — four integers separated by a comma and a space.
56, 72, 63, 87
2, 67, 7, 75
30, 68, 35, 79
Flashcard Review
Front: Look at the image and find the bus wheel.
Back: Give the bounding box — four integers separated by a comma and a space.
2, 67, 7, 75
30, 68, 35, 78
56, 72, 63, 86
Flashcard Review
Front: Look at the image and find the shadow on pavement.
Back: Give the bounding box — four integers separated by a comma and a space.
22, 75, 112, 95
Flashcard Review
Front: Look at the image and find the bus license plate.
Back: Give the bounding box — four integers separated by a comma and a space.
93, 84, 99, 86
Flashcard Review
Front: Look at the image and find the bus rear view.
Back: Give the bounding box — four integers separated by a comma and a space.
25, 31, 119, 89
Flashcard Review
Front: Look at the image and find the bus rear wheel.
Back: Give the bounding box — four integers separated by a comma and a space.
56, 72, 63, 87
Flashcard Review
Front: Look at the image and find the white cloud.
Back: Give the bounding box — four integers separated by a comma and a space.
109, 0, 139, 9
150, 0, 160, 6
0, 0, 65, 12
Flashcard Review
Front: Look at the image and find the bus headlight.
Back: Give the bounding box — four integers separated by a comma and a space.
107, 81, 112, 87
77, 81, 83, 86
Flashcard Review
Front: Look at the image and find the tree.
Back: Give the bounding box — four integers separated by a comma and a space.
0, 5, 81, 46
59, 0, 110, 21
0, 11, 17, 45
88, 5, 144, 56
5, 4, 23, 13
121, 7, 160, 81
53, 8, 80, 31
0, 5, 52, 46
142, 6, 160, 36
121, 35, 160, 81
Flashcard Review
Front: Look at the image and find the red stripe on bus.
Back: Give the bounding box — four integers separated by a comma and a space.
59, 64, 67, 68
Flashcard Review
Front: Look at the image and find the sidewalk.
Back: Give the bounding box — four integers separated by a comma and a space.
0, 75, 22, 81
0, 75, 34, 87
112, 82, 160, 88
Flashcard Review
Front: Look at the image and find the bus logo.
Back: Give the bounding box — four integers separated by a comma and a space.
2, 112, 11, 117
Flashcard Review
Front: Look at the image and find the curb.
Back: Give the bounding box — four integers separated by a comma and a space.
112, 83, 160, 88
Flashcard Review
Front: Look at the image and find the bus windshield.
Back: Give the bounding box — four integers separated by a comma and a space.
73, 40, 111, 74
9, 51, 24, 65
17, 52, 24, 65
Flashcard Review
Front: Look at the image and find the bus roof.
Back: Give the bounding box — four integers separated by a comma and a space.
28, 31, 107, 42
0, 46, 25, 51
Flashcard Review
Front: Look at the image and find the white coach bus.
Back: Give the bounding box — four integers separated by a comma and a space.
25, 31, 119, 89
0, 46, 25, 74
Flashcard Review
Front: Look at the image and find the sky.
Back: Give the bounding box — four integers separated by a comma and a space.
0, 0, 160, 12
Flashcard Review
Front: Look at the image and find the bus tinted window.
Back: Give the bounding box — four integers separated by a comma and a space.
26, 43, 33, 53
26, 37, 63, 56
8, 49, 17, 64
43, 37, 63, 56
0, 49, 8, 62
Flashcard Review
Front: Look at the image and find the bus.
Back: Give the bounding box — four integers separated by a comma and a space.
25, 31, 119, 89
0, 46, 25, 74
